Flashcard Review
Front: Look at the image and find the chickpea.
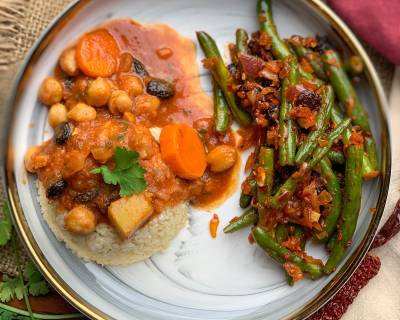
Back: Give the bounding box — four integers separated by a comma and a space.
86, 78, 111, 107
24, 146, 48, 173
64, 206, 96, 235
62, 150, 86, 178
206, 145, 237, 173
48, 103, 68, 128
123, 112, 136, 123
67, 102, 96, 122
59, 48, 79, 76
134, 94, 160, 116
108, 90, 133, 114
38, 77, 63, 105
91, 145, 114, 163
118, 74, 143, 97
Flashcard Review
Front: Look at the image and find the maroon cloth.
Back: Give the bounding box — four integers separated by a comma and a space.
328, 0, 400, 65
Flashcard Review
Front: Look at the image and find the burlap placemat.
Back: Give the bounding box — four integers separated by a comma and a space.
0, 0, 395, 290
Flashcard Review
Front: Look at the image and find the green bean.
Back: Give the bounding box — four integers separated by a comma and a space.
322, 49, 370, 133
212, 80, 230, 133
257, 0, 299, 165
295, 85, 334, 164
324, 143, 363, 274
362, 152, 379, 180
364, 136, 379, 171
270, 118, 351, 209
240, 179, 257, 208
326, 232, 337, 251
331, 105, 378, 178
315, 157, 342, 242
256, 147, 274, 224
275, 224, 289, 243
344, 55, 364, 76
236, 28, 249, 54
292, 46, 327, 81
257, 0, 291, 60
223, 209, 258, 234
196, 31, 252, 126
294, 225, 306, 251
327, 150, 345, 165
252, 226, 323, 279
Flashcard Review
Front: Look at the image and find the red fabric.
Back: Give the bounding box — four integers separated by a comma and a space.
328, 0, 400, 65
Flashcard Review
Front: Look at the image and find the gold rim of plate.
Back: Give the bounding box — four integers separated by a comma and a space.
3, 0, 391, 319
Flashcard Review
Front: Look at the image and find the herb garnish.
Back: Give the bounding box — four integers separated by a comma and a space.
91, 147, 147, 197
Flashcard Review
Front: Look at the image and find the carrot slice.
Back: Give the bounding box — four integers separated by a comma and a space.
160, 123, 207, 179
76, 29, 120, 78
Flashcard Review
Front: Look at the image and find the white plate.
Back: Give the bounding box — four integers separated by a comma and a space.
4, 0, 390, 319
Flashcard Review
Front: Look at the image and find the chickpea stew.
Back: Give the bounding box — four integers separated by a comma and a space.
25, 19, 239, 241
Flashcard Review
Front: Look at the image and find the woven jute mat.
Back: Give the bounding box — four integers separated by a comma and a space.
0, 0, 395, 298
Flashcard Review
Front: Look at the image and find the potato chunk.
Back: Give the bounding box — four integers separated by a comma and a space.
108, 193, 153, 239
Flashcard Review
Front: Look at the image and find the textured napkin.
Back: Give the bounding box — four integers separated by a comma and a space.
328, 0, 400, 65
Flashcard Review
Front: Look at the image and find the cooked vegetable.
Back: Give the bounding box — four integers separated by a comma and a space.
59, 48, 79, 76
324, 141, 363, 274
223, 208, 258, 233
46, 179, 68, 198
252, 226, 323, 279
108, 193, 153, 239
48, 103, 68, 128
295, 85, 334, 164
270, 118, 351, 210
196, 31, 252, 126
160, 123, 207, 179
257, 0, 300, 165
86, 77, 111, 107
146, 78, 175, 99
236, 28, 249, 54
119, 74, 144, 98
64, 206, 96, 235
206, 145, 237, 173
322, 49, 370, 133
327, 150, 345, 165
209, 213, 220, 238
344, 55, 364, 76
239, 178, 257, 208
291, 45, 327, 81
108, 90, 133, 114
53, 121, 74, 145
364, 136, 379, 171
91, 147, 147, 197
213, 80, 230, 133
315, 157, 342, 242
67, 102, 97, 122
38, 77, 63, 106
76, 29, 120, 78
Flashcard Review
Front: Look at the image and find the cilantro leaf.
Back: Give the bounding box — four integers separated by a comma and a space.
23, 262, 42, 283
0, 280, 13, 303
91, 147, 147, 197
0, 203, 12, 246
28, 281, 49, 296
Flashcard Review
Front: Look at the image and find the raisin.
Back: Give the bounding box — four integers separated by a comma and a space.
73, 189, 99, 203
146, 78, 175, 98
296, 89, 321, 109
53, 122, 74, 145
47, 179, 68, 198
132, 58, 149, 78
